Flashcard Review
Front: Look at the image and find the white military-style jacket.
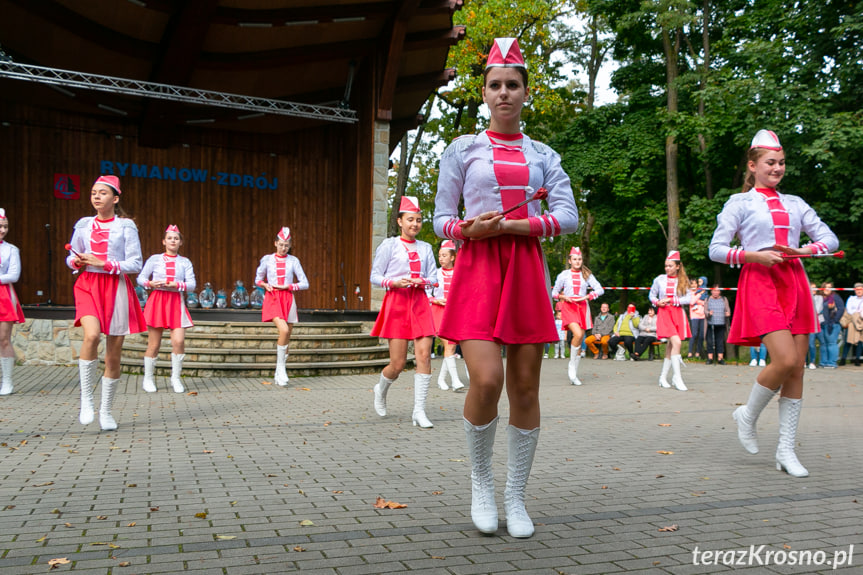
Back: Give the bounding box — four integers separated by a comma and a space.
66, 217, 142, 275
137, 254, 197, 293
0, 241, 21, 285
255, 254, 309, 291
370, 237, 437, 290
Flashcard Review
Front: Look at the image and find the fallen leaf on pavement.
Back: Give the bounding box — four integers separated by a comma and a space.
194, 512, 208, 519
118, 561, 131, 567
656, 451, 674, 455
48, 558, 70, 569
658, 524, 679, 532
126, 522, 136, 527
215, 535, 236, 540
299, 519, 314, 526
374, 497, 407, 509
293, 545, 306, 552
261, 381, 273, 385
186, 391, 198, 396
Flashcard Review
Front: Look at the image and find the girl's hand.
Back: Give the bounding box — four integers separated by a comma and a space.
571, 295, 588, 303
460, 211, 504, 239
261, 282, 274, 293
76, 253, 105, 268
772, 244, 811, 257
392, 278, 413, 289
748, 250, 785, 267
149, 280, 165, 289
656, 298, 669, 308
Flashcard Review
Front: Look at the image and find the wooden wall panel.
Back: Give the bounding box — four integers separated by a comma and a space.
0, 102, 373, 311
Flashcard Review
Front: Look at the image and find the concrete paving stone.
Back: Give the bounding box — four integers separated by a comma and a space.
560, 563, 626, 575
448, 562, 521, 574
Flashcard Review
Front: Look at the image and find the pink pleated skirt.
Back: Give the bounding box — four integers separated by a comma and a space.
560, 299, 592, 331
439, 235, 557, 345
657, 305, 691, 340
74, 272, 147, 336
728, 259, 816, 346
143, 290, 194, 329
0, 284, 24, 323
371, 287, 435, 340
262, 289, 297, 323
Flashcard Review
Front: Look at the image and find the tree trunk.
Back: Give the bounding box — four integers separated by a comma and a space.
586, 15, 600, 111
663, 27, 681, 252
697, 0, 713, 199
388, 132, 410, 236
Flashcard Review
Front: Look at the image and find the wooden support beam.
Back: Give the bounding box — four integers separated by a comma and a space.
377, 0, 423, 121
139, 0, 219, 148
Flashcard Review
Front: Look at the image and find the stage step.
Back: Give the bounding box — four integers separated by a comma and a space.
120, 320, 408, 377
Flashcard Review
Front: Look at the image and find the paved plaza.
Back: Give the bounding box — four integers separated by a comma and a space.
0, 358, 861, 574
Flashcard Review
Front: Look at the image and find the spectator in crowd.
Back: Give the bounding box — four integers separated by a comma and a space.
840, 282, 863, 366
705, 285, 731, 365
688, 277, 708, 359
750, 343, 768, 367
819, 282, 844, 368
608, 304, 640, 360
585, 302, 614, 359
808, 282, 822, 369
632, 306, 658, 361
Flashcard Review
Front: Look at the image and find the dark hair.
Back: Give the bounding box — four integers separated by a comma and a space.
112, 191, 129, 219
164, 229, 184, 243
482, 65, 529, 88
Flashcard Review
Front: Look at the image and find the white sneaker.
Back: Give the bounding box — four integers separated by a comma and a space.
759, 359, 766, 367
808, 363, 816, 370
543, 354, 548, 359
749, 359, 758, 367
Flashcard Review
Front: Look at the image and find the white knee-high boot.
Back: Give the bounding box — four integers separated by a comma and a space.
274, 345, 289, 386
776, 397, 808, 477
142, 356, 157, 393
464, 417, 498, 534
437, 358, 449, 390
447, 356, 465, 391
99, 376, 119, 431
78, 359, 98, 425
670, 355, 688, 391
505, 424, 540, 538
170, 353, 185, 393
568, 346, 582, 385
373, 372, 395, 416
732, 382, 777, 454
658, 358, 671, 388
0, 356, 14, 395
412, 373, 434, 428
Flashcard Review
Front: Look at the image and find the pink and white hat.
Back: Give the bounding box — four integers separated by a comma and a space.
441, 240, 456, 250
0, 208, 6, 220
398, 196, 421, 213
277, 227, 291, 242
570, 246, 581, 256
94, 175, 122, 195
666, 250, 680, 261
165, 224, 180, 234
486, 38, 526, 69
750, 130, 782, 151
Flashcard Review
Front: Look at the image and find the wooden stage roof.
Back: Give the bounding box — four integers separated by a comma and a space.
0, 0, 464, 150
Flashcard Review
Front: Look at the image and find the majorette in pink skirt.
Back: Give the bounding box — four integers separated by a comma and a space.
728, 258, 816, 346
657, 305, 692, 340
143, 290, 194, 329
439, 235, 557, 345
74, 271, 147, 336
262, 289, 298, 323
560, 299, 592, 331
0, 284, 25, 323
371, 287, 435, 340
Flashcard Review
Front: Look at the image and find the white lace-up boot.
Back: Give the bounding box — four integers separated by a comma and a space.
142, 356, 157, 393
732, 382, 777, 454
504, 425, 540, 538
0, 356, 14, 395
170, 353, 185, 393
670, 355, 688, 391
99, 376, 119, 431
412, 373, 434, 428
274, 345, 289, 386
437, 360, 449, 390
78, 359, 98, 425
658, 358, 671, 388
568, 347, 582, 385
464, 417, 498, 534
776, 397, 809, 477
373, 372, 395, 416
447, 356, 465, 391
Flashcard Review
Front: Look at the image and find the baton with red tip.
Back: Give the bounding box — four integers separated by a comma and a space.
498, 187, 549, 216
781, 250, 845, 260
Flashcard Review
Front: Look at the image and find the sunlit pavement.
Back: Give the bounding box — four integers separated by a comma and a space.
1, 359, 861, 574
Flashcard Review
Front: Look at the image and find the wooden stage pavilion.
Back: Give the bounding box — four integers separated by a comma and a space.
0, 0, 465, 318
